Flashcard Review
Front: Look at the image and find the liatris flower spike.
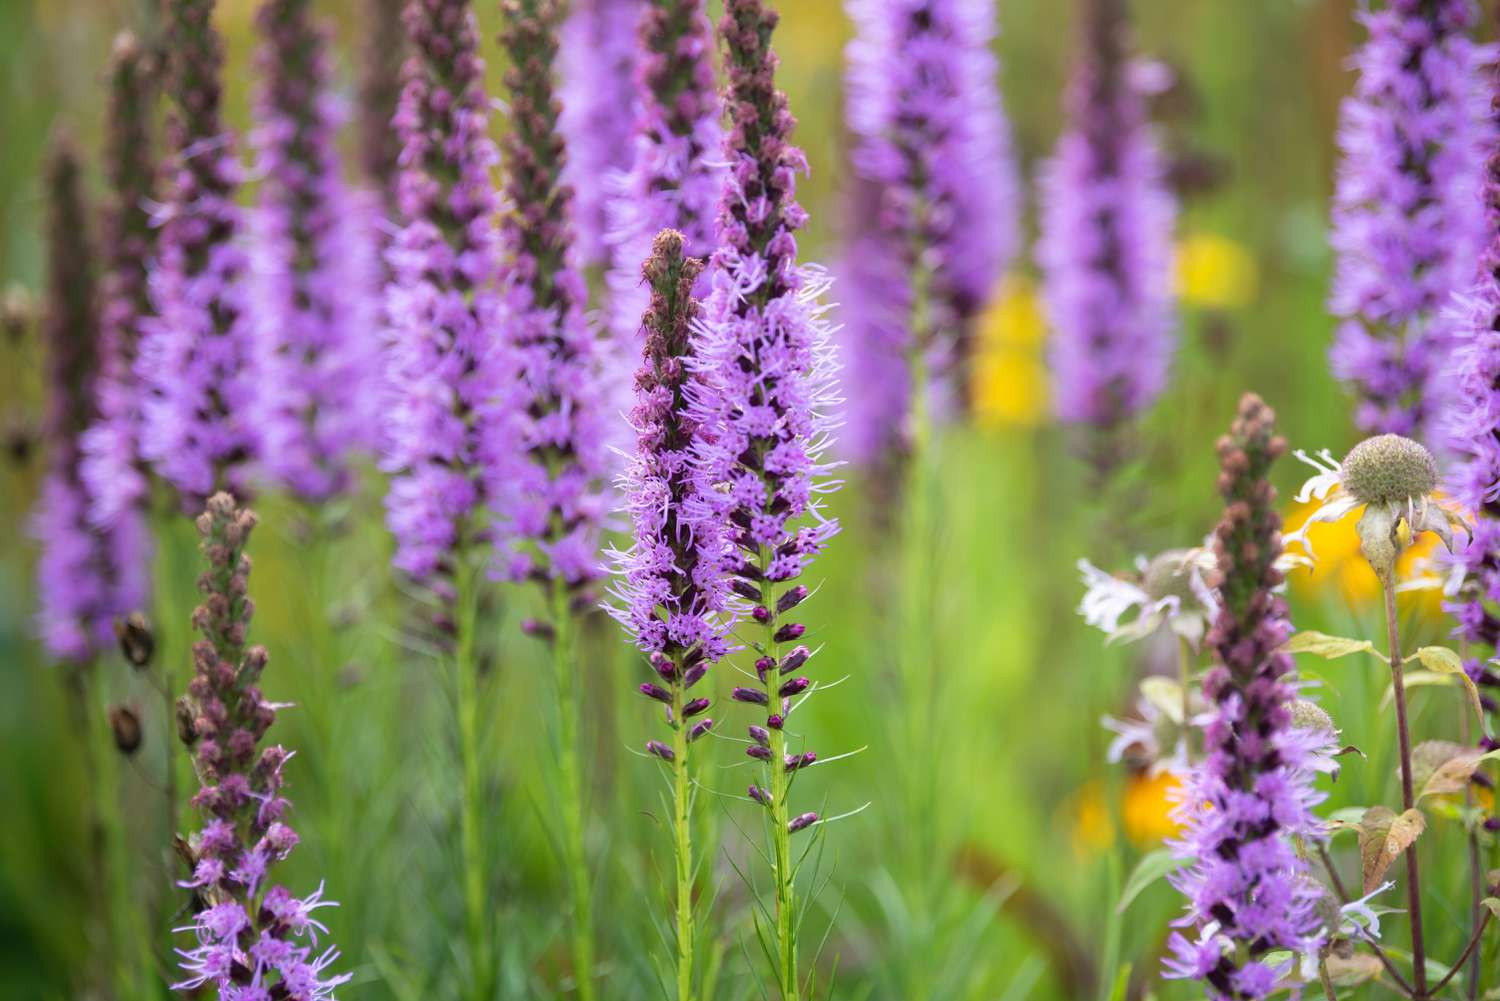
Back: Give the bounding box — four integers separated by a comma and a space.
172, 493, 349, 999
136, 0, 260, 505
33, 134, 141, 662
1165, 394, 1332, 999
80, 32, 159, 554
604, 0, 723, 355
1329, 0, 1493, 437
558, 0, 643, 268
382, 0, 506, 586
1039, 0, 1175, 430
1289, 434, 1470, 582
250, 0, 381, 502
707, 1, 843, 996
607, 230, 732, 998
840, 0, 1019, 465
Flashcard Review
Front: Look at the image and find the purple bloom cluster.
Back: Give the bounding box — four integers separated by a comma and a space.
604, 0, 723, 350
608, 231, 732, 748
250, 0, 381, 501
33, 137, 146, 662
493, 0, 609, 588
173, 494, 348, 1000
706, 0, 840, 820
1166, 395, 1328, 999
1443, 62, 1500, 828
840, 0, 1019, 465
381, 0, 507, 583
558, 0, 643, 267
1329, 0, 1493, 438
79, 33, 158, 557
1038, 0, 1175, 428
136, 0, 260, 505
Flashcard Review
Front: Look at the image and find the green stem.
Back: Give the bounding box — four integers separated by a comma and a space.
758, 564, 798, 1001
1382, 578, 1426, 997
670, 657, 695, 1001
454, 565, 491, 1001
551, 581, 595, 1001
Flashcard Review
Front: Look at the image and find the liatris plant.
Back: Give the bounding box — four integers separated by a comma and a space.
558, 0, 642, 268
79, 32, 157, 578
604, 0, 723, 350
172, 492, 349, 1000
706, 2, 842, 996
840, 0, 1019, 468
33, 134, 142, 662
1165, 394, 1330, 999
249, 0, 380, 502
1038, 0, 1175, 434
136, 0, 260, 505
382, 1, 505, 994
1329, 0, 1492, 438
607, 230, 732, 1000
356, 0, 406, 213
494, 3, 609, 996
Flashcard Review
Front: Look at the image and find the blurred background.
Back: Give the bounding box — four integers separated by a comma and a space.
1, 0, 1494, 998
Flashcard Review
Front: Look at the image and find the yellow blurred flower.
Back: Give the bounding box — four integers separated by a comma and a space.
1122, 771, 1184, 846
971, 275, 1049, 428
1284, 498, 1443, 615
1176, 232, 1259, 310
1064, 780, 1115, 855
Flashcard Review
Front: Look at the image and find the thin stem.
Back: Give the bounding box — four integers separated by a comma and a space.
454, 564, 491, 1001
552, 580, 595, 1001
1426, 908, 1492, 997
670, 656, 695, 1001
1317, 841, 1415, 997
1318, 954, 1337, 1001
1178, 635, 1194, 759
1383, 579, 1427, 997
1458, 639, 1482, 1001
759, 559, 798, 1001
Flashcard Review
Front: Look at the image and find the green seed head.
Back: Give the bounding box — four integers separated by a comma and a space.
1142, 549, 1199, 603
1290, 699, 1335, 736
1340, 434, 1438, 506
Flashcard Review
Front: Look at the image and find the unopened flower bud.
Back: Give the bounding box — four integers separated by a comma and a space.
109, 704, 142, 755
114, 612, 155, 668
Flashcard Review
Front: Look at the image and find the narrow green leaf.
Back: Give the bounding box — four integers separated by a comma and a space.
1116, 848, 1186, 914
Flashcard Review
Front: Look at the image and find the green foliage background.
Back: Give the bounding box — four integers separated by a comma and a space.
1, 0, 1496, 998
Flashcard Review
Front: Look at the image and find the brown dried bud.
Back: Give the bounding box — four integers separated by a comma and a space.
108, 704, 142, 755
175, 697, 197, 745
114, 611, 154, 668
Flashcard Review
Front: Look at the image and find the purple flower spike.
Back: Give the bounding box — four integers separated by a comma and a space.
1444, 62, 1500, 829
1165, 396, 1329, 998
558, 0, 643, 266
605, 0, 724, 353
250, 0, 381, 501
840, 0, 1020, 467
493, 0, 608, 591
1330, 0, 1493, 437
173, 494, 349, 999
136, 0, 261, 505
382, 0, 507, 585
33, 136, 145, 662
79, 33, 157, 591
1039, 0, 1176, 429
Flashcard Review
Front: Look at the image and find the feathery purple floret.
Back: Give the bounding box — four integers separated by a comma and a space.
493, 0, 609, 588
1165, 395, 1328, 999
1443, 63, 1500, 826
80, 33, 158, 547
558, 0, 643, 267
382, 0, 507, 583
173, 494, 348, 1000
605, 0, 724, 350
251, 0, 381, 501
136, 0, 260, 505
706, 0, 840, 802
1329, 0, 1492, 438
840, 0, 1019, 464
34, 137, 147, 662
1039, 0, 1175, 428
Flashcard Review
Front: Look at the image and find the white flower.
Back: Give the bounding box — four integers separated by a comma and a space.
1078, 546, 1220, 650
1287, 435, 1469, 580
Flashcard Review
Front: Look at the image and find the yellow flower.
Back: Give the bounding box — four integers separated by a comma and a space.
1122, 771, 1184, 846
1064, 780, 1116, 856
971, 275, 1049, 427
1176, 232, 1258, 310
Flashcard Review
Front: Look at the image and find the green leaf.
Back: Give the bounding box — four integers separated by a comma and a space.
1419, 748, 1500, 801
1358, 806, 1426, 893
1410, 646, 1489, 726
1283, 631, 1377, 659
1324, 953, 1383, 988
1483, 898, 1500, 919
1139, 676, 1186, 725
1116, 848, 1186, 914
